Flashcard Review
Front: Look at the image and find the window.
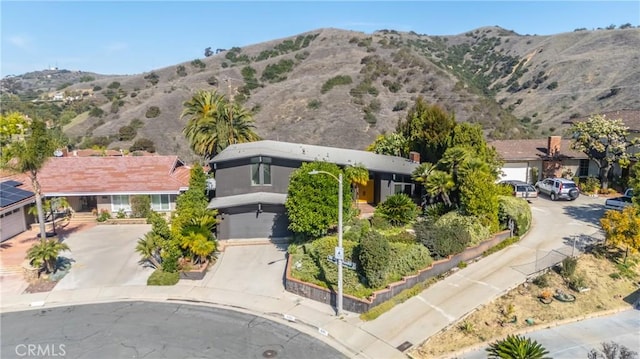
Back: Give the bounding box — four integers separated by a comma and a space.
578, 159, 589, 177
150, 194, 170, 211
111, 195, 131, 212
250, 157, 272, 185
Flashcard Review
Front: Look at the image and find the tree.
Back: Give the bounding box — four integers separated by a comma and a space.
130, 138, 155, 152
600, 206, 640, 263
425, 170, 455, 207
396, 97, 456, 164
27, 239, 70, 273
1, 117, 58, 240
486, 334, 550, 359
588, 341, 638, 359
204, 47, 213, 57
628, 163, 640, 206
285, 162, 351, 238
181, 90, 260, 160
569, 114, 639, 189
171, 164, 216, 247
366, 132, 409, 157
179, 214, 217, 264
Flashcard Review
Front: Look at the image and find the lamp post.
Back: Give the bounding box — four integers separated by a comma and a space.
309, 170, 343, 315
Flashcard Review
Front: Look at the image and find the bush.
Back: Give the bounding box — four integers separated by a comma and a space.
343, 218, 371, 242
387, 230, 416, 244
118, 125, 137, 141
560, 256, 578, 278
580, 176, 600, 194
130, 195, 151, 218
144, 72, 160, 85
532, 273, 549, 287
374, 193, 419, 226
370, 215, 391, 230
386, 242, 431, 280
321, 75, 353, 94
434, 212, 490, 245
307, 99, 322, 109
89, 107, 104, 118
130, 138, 156, 152
393, 101, 408, 111
145, 106, 161, 118
176, 65, 187, 77
190, 59, 206, 69
261, 59, 295, 83
147, 269, 180, 286
498, 195, 532, 235
359, 231, 391, 288
414, 216, 472, 259
96, 209, 111, 222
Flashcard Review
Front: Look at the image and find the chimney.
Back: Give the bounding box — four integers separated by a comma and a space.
409, 151, 420, 163
547, 136, 561, 157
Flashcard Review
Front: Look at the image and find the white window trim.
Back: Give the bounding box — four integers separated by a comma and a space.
111, 195, 131, 213
150, 194, 171, 211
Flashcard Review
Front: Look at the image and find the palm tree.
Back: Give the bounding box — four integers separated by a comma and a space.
486, 334, 550, 359
135, 232, 162, 269
26, 239, 70, 273
181, 90, 260, 160
425, 170, 455, 207
412, 162, 436, 185
1, 118, 58, 241
180, 214, 217, 264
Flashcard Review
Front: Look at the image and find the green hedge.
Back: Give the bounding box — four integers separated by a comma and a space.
147, 269, 179, 286
498, 195, 532, 235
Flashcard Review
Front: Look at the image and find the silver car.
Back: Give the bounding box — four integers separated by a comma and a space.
500, 180, 538, 200
535, 178, 579, 201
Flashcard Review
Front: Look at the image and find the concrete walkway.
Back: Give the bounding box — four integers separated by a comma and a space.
0, 196, 632, 359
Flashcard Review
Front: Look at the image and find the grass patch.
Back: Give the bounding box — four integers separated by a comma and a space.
360, 278, 437, 321
483, 236, 520, 256
147, 269, 179, 286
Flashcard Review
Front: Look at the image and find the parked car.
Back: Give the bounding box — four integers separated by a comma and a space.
535, 178, 579, 201
604, 188, 635, 211
500, 180, 538, 200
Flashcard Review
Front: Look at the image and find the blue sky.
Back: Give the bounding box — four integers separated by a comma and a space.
2, 1, 639, 76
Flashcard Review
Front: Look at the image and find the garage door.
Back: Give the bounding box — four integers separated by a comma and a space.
0, 207, 26, 242
499, 162, 528, 182
219, 204, 291, 240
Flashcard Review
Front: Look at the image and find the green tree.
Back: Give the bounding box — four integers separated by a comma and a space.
181, 90, 260, 160
458, 167, 500, 232
366, 132, 409, 157
628, 163, 640, 206
374, 193, 420, 226
569, 114, 640, 189
179, 214, 217, 264
1, 117, 58, 240
486, 334, 550, 359
396, 97, 456, 164
135, 232, 162, 269
285, 162, 351, 238
27, 239, 70, 273
130, 138, 155, 152
358, 231, 391, 288
130, 195, 151, 218
425, 170, 455, 207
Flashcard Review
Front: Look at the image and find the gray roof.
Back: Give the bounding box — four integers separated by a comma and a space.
207, 192, 287, 209
211, 140, 419, 175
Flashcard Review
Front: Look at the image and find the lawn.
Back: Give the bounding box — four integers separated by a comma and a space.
410, 248, 640, 358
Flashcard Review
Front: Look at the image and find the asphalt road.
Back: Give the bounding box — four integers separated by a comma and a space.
0, 301, 346, 359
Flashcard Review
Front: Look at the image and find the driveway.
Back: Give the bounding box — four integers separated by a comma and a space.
54, 224, 152, 291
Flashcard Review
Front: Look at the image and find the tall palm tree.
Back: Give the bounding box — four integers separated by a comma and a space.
27, 239, 70, 273
181, 90, 260, 160
425, 170, 455, 207
486, 334, 550, 359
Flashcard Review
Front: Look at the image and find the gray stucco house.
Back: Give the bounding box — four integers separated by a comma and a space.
207, 140, 420, 241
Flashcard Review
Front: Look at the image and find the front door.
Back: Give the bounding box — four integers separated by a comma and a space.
357, 180, 375, 204
80, 196, 97, 212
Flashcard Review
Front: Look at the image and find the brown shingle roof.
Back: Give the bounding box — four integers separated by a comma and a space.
36, 156, 190, 195
490, 139, 588, 161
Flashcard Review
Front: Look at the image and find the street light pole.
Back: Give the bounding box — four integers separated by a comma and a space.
309, 170, 344, 316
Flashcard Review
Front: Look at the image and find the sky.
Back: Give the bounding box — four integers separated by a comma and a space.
1, 1, 639, 76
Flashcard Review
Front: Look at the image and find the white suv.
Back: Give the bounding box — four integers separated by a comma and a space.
535, 178, 579, 201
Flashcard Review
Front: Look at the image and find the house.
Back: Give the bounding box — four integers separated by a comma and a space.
207, 140, 420, 241
490, 136, 598, 183
0, 178, 35, 242
36, 155, 191, 215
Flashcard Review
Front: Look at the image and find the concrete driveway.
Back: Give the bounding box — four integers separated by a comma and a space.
54, 224, 152, 291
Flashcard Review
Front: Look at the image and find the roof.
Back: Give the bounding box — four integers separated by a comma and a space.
211, 140, 419, 175
0, 180, 34, 209
562, 109, 640, 132
207, 192, 287, 209
36, 156, 191, 196
490, 139, 588, 161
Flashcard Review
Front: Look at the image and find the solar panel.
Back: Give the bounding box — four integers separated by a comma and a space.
0, 181, 34, 208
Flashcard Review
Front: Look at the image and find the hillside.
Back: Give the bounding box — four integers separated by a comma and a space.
2, 26, 639, 162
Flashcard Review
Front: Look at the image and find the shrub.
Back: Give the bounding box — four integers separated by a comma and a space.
176, 65, 187, 77
370, 215, 391, 230
321, 75, 353, 94
145, 106, 161, 118
434, 212, 490, 245
560, 256, 578, 278
144, 72, 160, 85
386, 242, 432, 280
387, 230, 416, 244
307, 99, 322, 109
207, 76, 218, 86
190, 59, 206, 69
118, 125, 137, 141
359, 231, 391, 288
130, 138, 156, 152
581, 176, 600, 194
261, 59, 295, 83
116, 209, 127, 219
374, 193, 419, 226
532, 273, 549, 287
96, 209, 111, 222
130, 195, 151, 218
414, 216, 471, 259
498, 195, 532, 235
393, 101, 408, 111
107, 81, 121, 89
343, 218, 371, 242
147, 269, 180, 286
89, 107, 104, 118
